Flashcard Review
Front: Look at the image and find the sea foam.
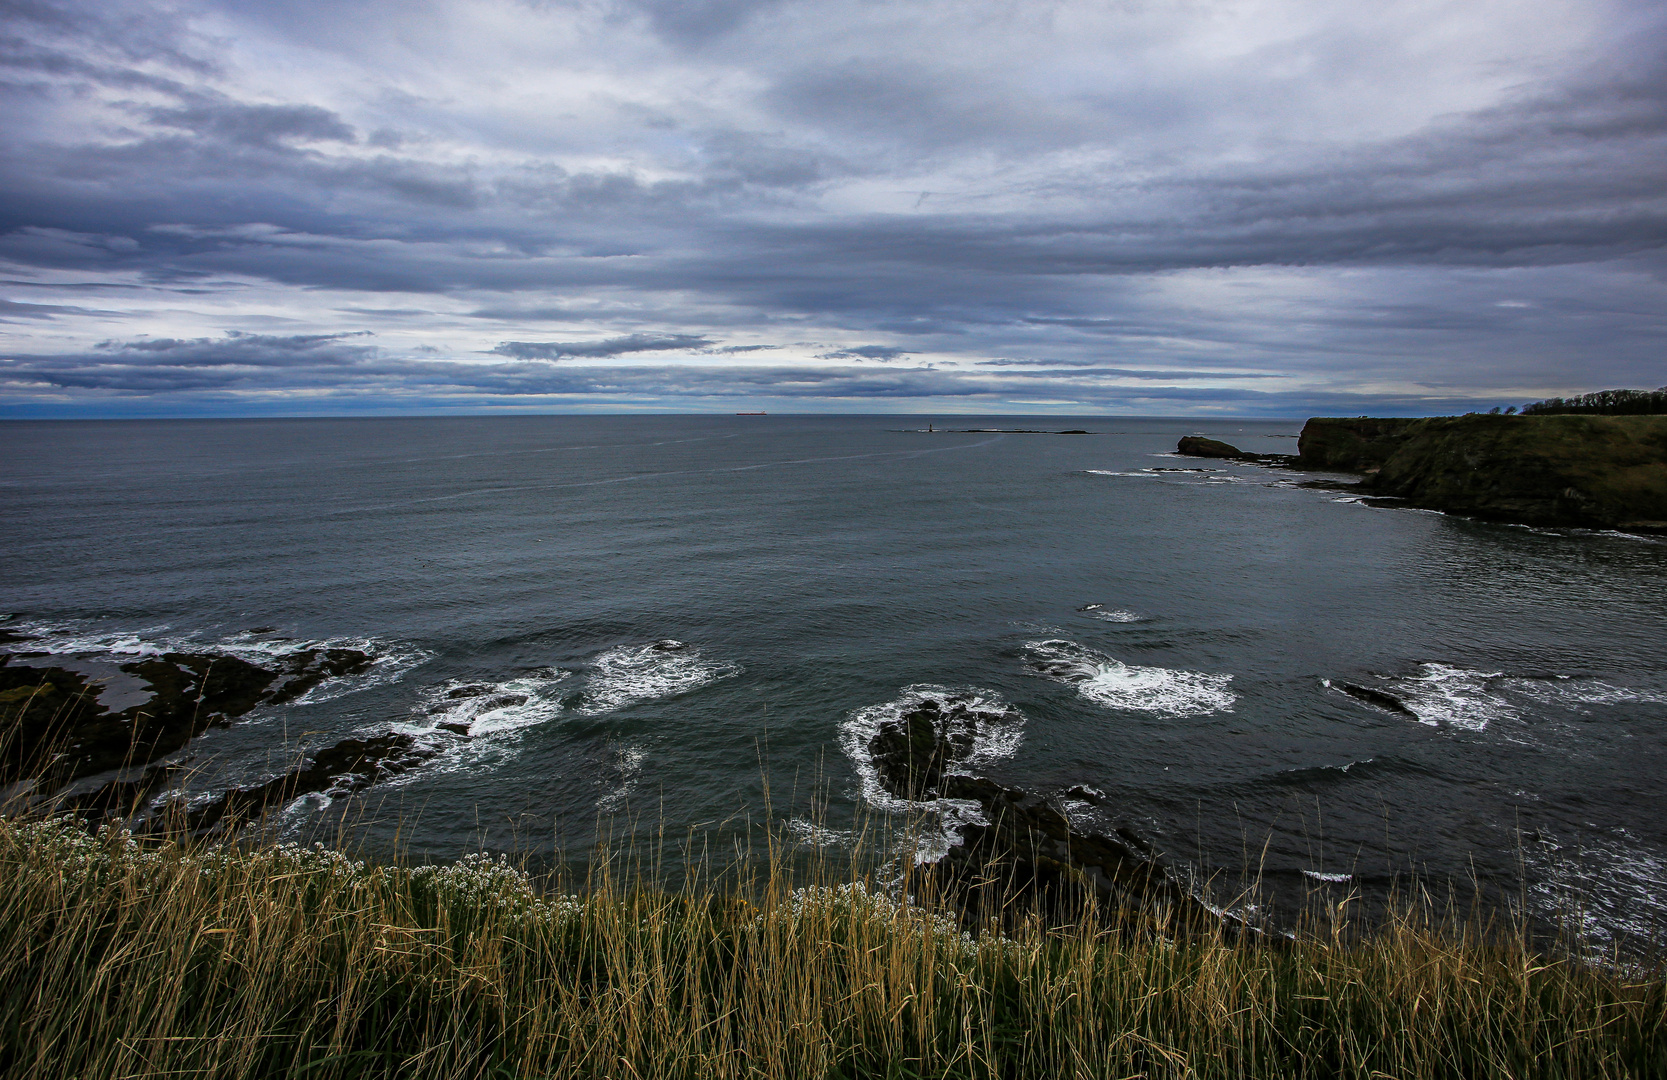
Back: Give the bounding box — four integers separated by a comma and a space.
1024, 639, 1235, 717
575, 640, 741, 715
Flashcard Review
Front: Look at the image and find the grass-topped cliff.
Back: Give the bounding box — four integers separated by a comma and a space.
0, 815, 1662, 1080
1296, 413, 1667, 530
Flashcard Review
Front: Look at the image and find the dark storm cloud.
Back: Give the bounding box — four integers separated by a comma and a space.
488, 334, 714, 359
87, 330, 378, 367
1, 0, 1664, 413
144, 98, 357, 148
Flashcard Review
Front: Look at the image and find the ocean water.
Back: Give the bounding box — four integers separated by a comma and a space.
3, 415, 1665, 948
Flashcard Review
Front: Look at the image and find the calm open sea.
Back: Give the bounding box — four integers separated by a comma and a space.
3, 415, 1664, 949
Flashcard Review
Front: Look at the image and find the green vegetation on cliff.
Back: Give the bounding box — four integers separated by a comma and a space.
0, 816, 1662, 1080
1297, 413, 1667, 530
1523, 387, 1667, 417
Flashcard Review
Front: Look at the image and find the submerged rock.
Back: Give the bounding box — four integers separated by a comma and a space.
1336, 682, 1418, 718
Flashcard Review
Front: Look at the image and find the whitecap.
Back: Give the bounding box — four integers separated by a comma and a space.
1024, 639, 1235, 717
413, 670, 572, 738
1302, 870, 1353, 883
1502, 675, 1667, 710
575, 640, 741, 715
1370, 664, 1513, 730
1523, 827, 1667, 961
1346, 665, 1666, 733
1088, 609, 1145, 623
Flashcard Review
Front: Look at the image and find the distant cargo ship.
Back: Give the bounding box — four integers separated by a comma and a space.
736, 411, 767, 415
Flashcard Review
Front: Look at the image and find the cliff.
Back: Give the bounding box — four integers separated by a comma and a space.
1296, 414, 1667, 530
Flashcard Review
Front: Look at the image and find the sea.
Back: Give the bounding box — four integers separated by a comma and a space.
3, 415, 1664, 953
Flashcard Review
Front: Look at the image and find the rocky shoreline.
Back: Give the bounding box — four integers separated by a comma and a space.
1178, 414, 1667, 532
0, 634, 425, 834
862, 693, 1257, 938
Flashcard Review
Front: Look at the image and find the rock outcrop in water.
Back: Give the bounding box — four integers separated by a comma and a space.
1295, 414, 1667, 530
865, 708, 1250, 937
1174, 436, 1296, 466
181, 732, 434, 835
866, 694, 1013, 802
0, 641, 379, 801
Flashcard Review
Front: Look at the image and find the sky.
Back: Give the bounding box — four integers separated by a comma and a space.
0, 0, 1663, 417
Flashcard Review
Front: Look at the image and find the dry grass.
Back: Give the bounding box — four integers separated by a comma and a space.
0, 814, 1662, 1080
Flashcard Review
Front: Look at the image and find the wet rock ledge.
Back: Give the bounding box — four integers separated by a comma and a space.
0, 636, 426, 832
864, 695, 1251, 938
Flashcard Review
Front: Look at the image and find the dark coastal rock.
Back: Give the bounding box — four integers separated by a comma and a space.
1177, 435, 1248, 459
0, 665, 108, 789
1295, 414, 1667, 530
0, 642, 379, 799
866, 694, 1014, 802
872, 706, 1251, 937
0, 653, 274, 794
1174, 437, 1300, 468
183, 732, 434, 834
1336, 682, 1418, 717
930, 775, 1250, 938
264, 647, 377, 704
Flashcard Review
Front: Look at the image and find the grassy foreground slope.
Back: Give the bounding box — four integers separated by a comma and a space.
0, 817, 1661, 1080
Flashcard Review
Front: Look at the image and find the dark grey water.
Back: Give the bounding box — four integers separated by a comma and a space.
3, 415, 1665, 949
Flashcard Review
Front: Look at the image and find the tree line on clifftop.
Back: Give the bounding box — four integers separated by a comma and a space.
1513, 386, 1667, 416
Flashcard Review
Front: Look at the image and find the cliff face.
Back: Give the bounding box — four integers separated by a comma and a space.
1296, 414, 1667, 530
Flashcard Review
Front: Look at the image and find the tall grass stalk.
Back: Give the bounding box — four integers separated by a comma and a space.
0, 814, 1660, 1079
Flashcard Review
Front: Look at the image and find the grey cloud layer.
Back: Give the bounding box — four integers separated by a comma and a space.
0, 0, 1663, 414
0, 337, 1480, 416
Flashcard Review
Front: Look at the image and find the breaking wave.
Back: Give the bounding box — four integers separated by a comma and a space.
1024, 639, 1235, 717
1331, 664, 1667, 731
1079, 604, 1145, 623
574, 640, 741, 715
596, 745, 647, 811
413, 670, 572, 738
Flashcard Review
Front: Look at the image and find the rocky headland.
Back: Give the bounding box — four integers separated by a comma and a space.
1178, 413, 1667, 531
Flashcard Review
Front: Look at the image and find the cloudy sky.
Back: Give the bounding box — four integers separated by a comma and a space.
0, 0, 1662, 416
